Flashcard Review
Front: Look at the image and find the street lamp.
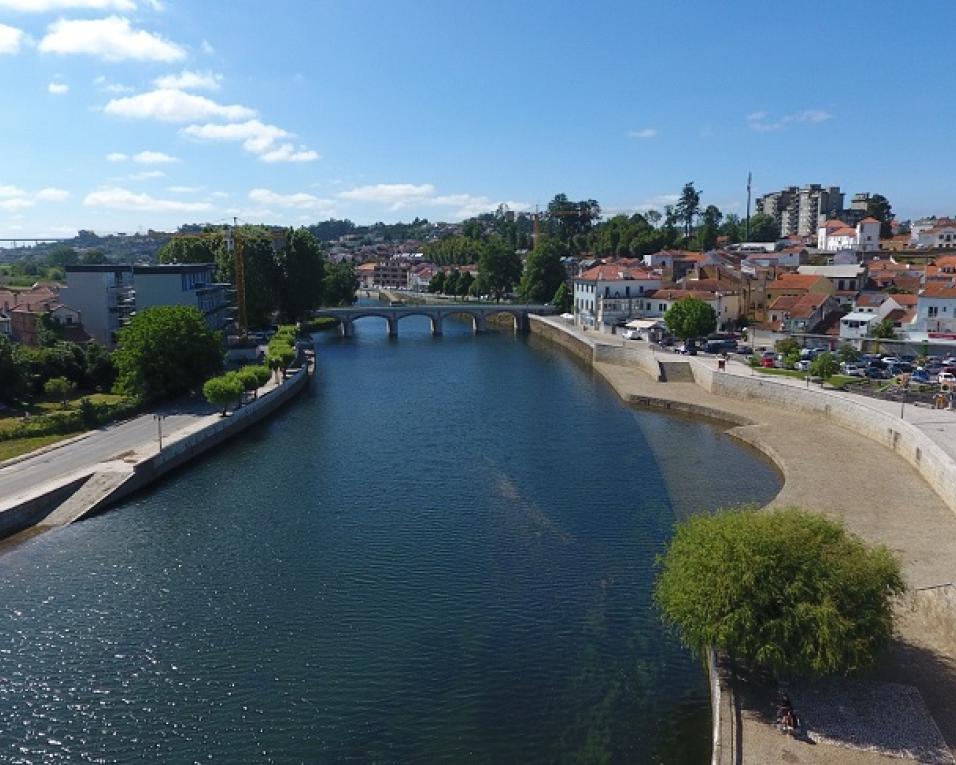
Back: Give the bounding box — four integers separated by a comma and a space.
154, 413, 167, 451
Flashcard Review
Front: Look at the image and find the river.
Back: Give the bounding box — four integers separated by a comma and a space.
0, 311, 780, 764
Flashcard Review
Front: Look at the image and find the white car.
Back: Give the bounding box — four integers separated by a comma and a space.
621, 329, 642, 340
938, 372, 956, 386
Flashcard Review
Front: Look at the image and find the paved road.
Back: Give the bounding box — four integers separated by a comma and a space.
0, 399, 216, 506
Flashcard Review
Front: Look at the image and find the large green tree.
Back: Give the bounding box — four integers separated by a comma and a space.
476, 237, 523, 302
747, 213, 780, 242
203, 373, 244, 416
655, 506, 905, 677
664, 298, 717, 342
0, 335, 27, 404
114, 305, 223, 402
518, 237, 567, 303
675, 182, 702, 239
322, 262, 358, 306
159, 236, 219, 264
546, 193, 601, 246
277, 228, 325, 322
215, 228, 281, 328
552, 281, 572, 312
866, 194, 894, 238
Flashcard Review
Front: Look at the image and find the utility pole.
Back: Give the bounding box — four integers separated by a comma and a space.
746, 171, 752, 242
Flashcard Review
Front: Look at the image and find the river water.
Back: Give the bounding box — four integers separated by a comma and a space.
0, 312, 780, 764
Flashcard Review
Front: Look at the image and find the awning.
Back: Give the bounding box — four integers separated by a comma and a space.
625, 319, 665, 330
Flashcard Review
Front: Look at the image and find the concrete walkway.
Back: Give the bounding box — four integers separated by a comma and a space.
535, 318, 956, 763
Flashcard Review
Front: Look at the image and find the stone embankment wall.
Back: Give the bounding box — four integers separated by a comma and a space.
99, 365, 310, 512
0, 475, 89, 539
691, 361, 956, 517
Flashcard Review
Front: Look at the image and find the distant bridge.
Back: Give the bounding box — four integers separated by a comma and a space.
311, 303, 558, 337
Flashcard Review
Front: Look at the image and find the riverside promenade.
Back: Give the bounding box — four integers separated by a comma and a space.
0, 360, 310, 544
531, 316, 956, 764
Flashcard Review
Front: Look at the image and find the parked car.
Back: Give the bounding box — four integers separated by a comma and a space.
736, 345, 753, 356
761, 350, 776, 360
866, 366, 890, 379
842, 363, 866, 377
794, 360, 811, 372
676, 344, 698, 356
760, 356, 775, 368
911, 370, 931, 384
622, 329, 642, 340
939, 372, 956, 386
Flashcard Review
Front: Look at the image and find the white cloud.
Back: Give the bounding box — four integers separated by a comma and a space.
105, 88, 254, 122
338, 183, 436, 210
335, 183, 527, 219
153, 69, 221, 91
200, 38, 214, 55
181, 118, 318, 163
166, 185, 203, 193
248, 188, 334, 212
94, 75, 134, 93
106, 151, 127, 161
746, 108, 833, 132
0, 185, 70, 210
39, 16, 184, 62
47, 80, 69, 94
0, 23, 25, 54
260, 144, 318, 163
84, 186, 211, 212
0, 0, 135, 10
627, 128, 658, 139
132, 149, 178, 164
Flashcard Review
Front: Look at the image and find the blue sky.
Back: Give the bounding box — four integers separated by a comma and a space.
1, 0, 954, 237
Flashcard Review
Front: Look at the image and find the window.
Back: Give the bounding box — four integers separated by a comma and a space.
929, 306, 939, 318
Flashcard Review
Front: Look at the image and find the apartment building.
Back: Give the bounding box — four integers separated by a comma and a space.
756, 184, 844, 237
133, 263, 232, 332
61, 264, 135, 347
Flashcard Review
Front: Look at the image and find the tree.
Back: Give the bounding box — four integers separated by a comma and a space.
655, 506, 905, 677
0, 335, 27, 404
674, 182, 702, 239
428, 271, 445, 294
322, 262, 358, 306
518, 237, 567, 303
203, 373, 244, 416
748, 213, 780, 242
837, 343, 862, 363
159, 236, 219, 264
775, 337, 800, 355
457, 271, 474, 297
720, 214, 743, 244
809, 351, 839, 380
696, 205, 722, 250
866, 194, 894, 239
443, 270, 461, 296
80, 250, 108, 265
236, 365, 265, 399
476, 237, 522, 302
84, 342, 116, 391
553, 281, 572, 312
215, 228, 280, 328
114, 305, 223, 402
277, 228, 325, 322
871, 318, 897, 339
43, 376, 75, 408
664, 298, 717, 343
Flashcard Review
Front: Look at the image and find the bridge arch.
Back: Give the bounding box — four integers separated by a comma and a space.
481, 309, 525, 333
437, 309, 484, 334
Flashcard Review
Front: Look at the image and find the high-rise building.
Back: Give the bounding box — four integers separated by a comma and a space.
756, 184, 845, 237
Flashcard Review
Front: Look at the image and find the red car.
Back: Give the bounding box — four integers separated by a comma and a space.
760, 357, 775, 368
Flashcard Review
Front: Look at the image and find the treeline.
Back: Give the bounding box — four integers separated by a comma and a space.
157, 226, 358, 327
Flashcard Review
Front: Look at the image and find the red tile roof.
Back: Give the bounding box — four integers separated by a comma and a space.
578, 264, 657, 281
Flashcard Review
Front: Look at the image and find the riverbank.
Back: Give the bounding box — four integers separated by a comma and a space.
529, 316, 956, 764
0, 355, 313, 545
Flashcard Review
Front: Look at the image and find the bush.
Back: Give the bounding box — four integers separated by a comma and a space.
43, 376, 76, 408
236, 365, 269, 398
775, 337, 800, 355
298, 317, 339, 333
810, 351, 839, 379
655, 506, 905, 677
0, 397, 138, 442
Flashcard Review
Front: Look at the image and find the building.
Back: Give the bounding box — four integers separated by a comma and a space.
796, 264, 866, 293
916, 284, 956, 334
573, 263, 663, 328
133, 263, 232, 332
756, 184, 844, 237
914, 221, 956, 249
816, 218, 881, 252
10, 301, 82, 346
639, 288, 740, 331
765, 273, 835, 302
61, 265, 135, 347
764, 293, 837, 335
373, 258, 413, 289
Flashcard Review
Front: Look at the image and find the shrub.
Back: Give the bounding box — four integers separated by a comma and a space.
43, 376, 76, 408
810, 351, 839, 380
655, 506, 905, 677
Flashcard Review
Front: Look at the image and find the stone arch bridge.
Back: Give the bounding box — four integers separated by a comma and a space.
311, 303, 557, 337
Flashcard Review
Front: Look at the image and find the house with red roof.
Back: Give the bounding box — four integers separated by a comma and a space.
573, 262, 664, 328
816, 217, 881, 252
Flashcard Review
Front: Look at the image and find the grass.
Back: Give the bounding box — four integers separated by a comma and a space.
0, 393, 127, 434
0, 433, 80, 462
752, 366, 860, 390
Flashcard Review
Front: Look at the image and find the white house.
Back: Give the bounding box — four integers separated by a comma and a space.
638, 288, 740, 331
839, 311, 878, 341
573, 263, 663, 329
915, 222, 956, 249
816, 217, 881, 252
916, 284, 956, 333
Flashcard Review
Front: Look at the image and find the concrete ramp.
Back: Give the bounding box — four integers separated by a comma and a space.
40, 466, 135, 528
658, 360, 694, 382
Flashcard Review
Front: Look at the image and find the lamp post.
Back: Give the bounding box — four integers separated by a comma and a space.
154, 413, 167, 451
